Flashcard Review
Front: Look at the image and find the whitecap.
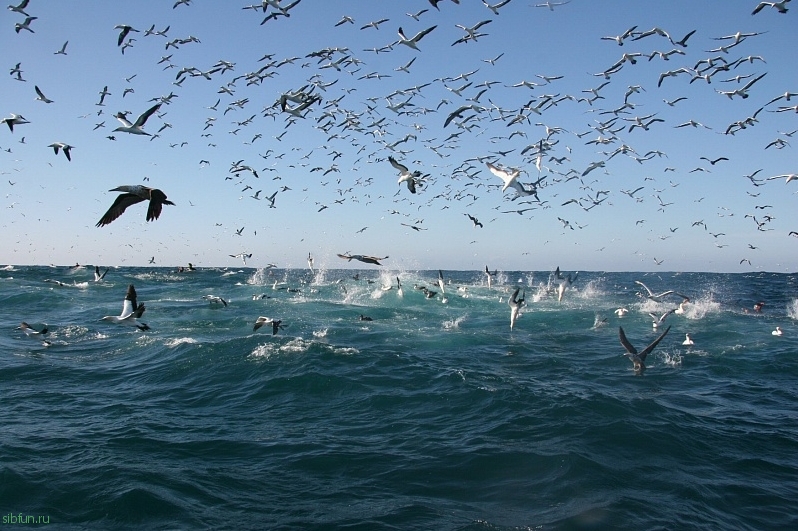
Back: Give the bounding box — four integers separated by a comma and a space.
443, 315, 467, 330
165, 337, 199, 347
313, 328, 328, 338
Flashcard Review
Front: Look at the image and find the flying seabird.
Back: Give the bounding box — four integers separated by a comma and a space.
16, 322, 51, 346
396, 25, 437, 50
486, 161, 537, 198
649, 309, 676, 329
634, 280, 689, 303
253, 316, 283, 335
619, 325, 671, 373
555, 267, 578, 302
202, 295, 227, 307
509, 287, 525, 330
230, 252, 252, 265
7, 0, 30, 16
101, 284, 149, 330
115, 24, 139, 46
752, 1, 790, 15
48, 142, 73, 161
337, 253, 388, 266
1, 113, 30, 132
34, 85, 53, 103
96, 185, 174, 227
113, 103, 161, 135
388, 156, 422, 194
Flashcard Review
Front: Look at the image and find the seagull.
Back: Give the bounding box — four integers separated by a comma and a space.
34, 85, 53, 103
113, 103, 161, 135
253, 316, 283, 335
336, 253, 388, 266
396, 25, 437, 50
48, 142, 74, 161
16, 322, 50, 346
101, 284, 149, 330
619, 326, 671, 373
509, 287, 525, 331
93, 265, 109, 282
96, 185, 175, 227
388, 156, 422, 194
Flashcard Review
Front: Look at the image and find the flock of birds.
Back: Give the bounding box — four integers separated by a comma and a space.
13, 260, 787, 374
1, 0, 796, 272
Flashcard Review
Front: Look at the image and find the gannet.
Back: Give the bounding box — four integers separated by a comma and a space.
772, 326, 783, 336
615, 308, 629, 316
14, 15, 36, 33
230, 252, 252, 265
555, 267, 578, 302
93, 265, 109, 282
7, 0, 30, 16
253, 316, 283, 335
16, 322, 51, 346
115, 24, 139, 46
113, 103, 161, 135
336, 253, 388, 266
1, 113, 30, 132
34, 85, 53, 103
649, 309, 676, 329
101, 284, 149, 330
509, 287, 525, 330
437, 269, 448, 303
48, 142, 73, 161
751, 1, 791, 15
388, 156, 422, 194
202, 295, 227, 307
486, 162, 538, 199
96, 185, 174, 227
634, 280, 689, 303
484, 265, 497, 289
396, 25, 437, 51
307, 252, 314, 273
682, 333, 694, 346
619, 325, 671, 373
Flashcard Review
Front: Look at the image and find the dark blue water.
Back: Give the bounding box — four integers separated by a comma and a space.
2, 265, 798, 530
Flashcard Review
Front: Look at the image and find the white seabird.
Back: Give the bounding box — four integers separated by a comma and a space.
396, 25, 437, 51
682, 333, 694, 346
203, 295, 227, 307
16, 322, 51, 346
509, 287, 525, 331
112, 103, 161, 135
649, 309, 676, 329
619, 325, 671, 374
253, 316, 283, 335
93, 265, 109, 282
101, 284, 149, 330
615, 308, 629, 317
388, 156, 422, 194
634, 280, 689, 303
772, 326, 783, 336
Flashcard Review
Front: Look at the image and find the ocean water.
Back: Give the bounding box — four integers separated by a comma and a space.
2, 265, 798, 530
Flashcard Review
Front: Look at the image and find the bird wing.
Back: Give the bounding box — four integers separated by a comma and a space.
388, 156, 408, 172
639, 325, 671, 361
133, 103, 161, 128
618, 327, 638, 355
96, 193, 146, 227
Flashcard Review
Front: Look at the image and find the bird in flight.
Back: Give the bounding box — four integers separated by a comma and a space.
96, 185, 174, 227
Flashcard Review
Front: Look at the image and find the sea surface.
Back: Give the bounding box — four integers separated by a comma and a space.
2, 265, 798, 530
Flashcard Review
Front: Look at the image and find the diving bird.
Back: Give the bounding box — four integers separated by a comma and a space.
93, 265, 109, 282
253, 316, 283, 335
509, 287, 525, 330
388, 156, 422, 193
113, 103, 161, 135
337, 253, 388, 266
484, 266, 497, 288
619, 325, 671, 373
465, 213, 483, 228
486, 161, 536, 198
96, 185, 175, 227
307, 252, 314, 273
101, 284, 149, 330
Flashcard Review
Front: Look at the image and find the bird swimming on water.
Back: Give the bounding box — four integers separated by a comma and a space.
96, 185, 174, 227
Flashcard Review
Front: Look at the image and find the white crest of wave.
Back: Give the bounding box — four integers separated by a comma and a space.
443, 315, 467, 330
166, 337, 199, 347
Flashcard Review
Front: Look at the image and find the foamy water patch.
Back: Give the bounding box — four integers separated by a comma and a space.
788, 299, 798, 320
443, 315, 467, 330
165, 337, 199, 348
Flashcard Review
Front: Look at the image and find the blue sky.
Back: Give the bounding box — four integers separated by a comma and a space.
1, 0, 796, 271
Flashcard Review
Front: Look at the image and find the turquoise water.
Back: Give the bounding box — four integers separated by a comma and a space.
2, 265, 798, 530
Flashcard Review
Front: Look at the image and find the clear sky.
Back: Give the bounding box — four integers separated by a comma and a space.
1, 0, 796, 272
